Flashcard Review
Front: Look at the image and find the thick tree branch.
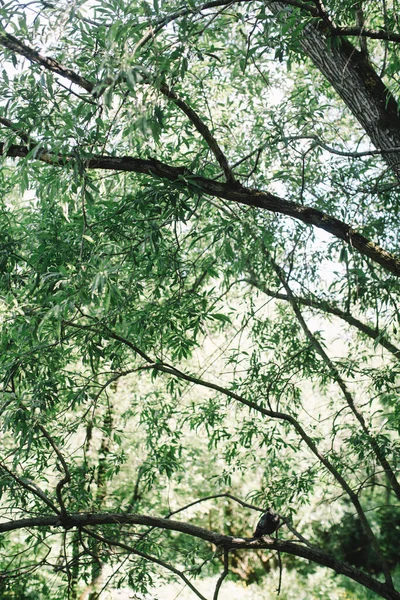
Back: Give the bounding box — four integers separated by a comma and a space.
1, 28, 400, 273
2, 142, 400, 276
333, 27, 400, 44
0, 29, 93, 92
0, 116, 32, 145
1, 512, 399, 600
269, 2, 400, 181
132, 0, 400, 51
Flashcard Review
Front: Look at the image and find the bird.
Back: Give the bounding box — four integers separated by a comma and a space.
253, 508, 280, 537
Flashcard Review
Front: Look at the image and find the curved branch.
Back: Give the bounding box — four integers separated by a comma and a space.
164, 492, 314, 548
1, 512, 399, 600
62, 318, 393, 585
214, 548, 229, 600
1, 399, 71, 517
34, 422, 71, 519
83, 528, 208, 600
2, 142, 400, 276
0, 30, 235, 183
0, 460, 59, 514
268, 257, 400, 502
133, 0, 248, 53
266, 256, 397, 585
2, 399, 72, 519
246, 277, 400, 360
164, 492, 264, 518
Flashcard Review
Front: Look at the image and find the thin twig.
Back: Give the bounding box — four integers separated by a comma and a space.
266, 252, 395, 588
82, 528, 208, 600
0, 460, 59, 514
213, 548, 229, 600
245, 277, 400, 359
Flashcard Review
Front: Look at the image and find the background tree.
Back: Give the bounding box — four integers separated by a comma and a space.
0, 0, 400, 598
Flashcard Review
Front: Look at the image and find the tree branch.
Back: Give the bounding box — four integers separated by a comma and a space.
246, 277, 400, 360
133, 0, 248, 53
83, 528, 208, 600
213, 548, 229, 600
0, 116, 32, 145
268, 257, 400, 498
0, 460, 59, 514
164, 492, 315, 548
158, 81, 236, 183
267, 254, 396, 586
0, 29, 235, 182
2, 142, 400, 276
1, 28, 400, 273
2, 399, 72, 519
1, 512, 399, 600
268, 2, 400, 181
0, 29, 93, 92
62, 318, 392, 584
332, 27, 400, 44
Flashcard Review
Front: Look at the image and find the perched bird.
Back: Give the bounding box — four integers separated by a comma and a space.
253, 508, 280, 537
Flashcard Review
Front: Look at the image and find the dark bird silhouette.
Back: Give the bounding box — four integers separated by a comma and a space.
253, 508, 280, 537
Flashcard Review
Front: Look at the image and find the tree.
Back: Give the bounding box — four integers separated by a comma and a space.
0, 0, 400, 598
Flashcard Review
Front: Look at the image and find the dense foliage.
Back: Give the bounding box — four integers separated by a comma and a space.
0, 0, 400, 598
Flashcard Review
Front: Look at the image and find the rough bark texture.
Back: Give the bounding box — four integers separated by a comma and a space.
270, 2, 400, 180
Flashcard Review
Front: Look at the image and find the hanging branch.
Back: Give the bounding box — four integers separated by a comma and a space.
81, 528, 209, 600
213, 548, 229, 600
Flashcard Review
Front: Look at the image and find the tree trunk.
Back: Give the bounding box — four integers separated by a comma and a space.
270, 2, 400, 181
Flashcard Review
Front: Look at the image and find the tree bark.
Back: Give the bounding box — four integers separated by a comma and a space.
269, 2, 400, 180
2, 143, 400, 276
